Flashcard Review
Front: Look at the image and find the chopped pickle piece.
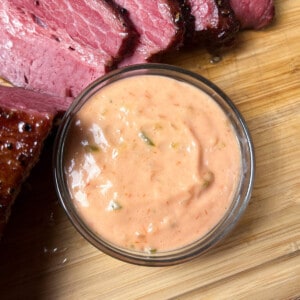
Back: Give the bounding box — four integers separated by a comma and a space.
138, 131, 155, 146
202, 171, 214, 189
107, 200, 122, 211
145, 247, 157, 254
84, 144, 100, 152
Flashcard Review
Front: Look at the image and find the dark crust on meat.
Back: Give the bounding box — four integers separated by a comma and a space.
0, 107, 53, 235
209, 0, 240, 49
148, 0, 186, 62
179, 0, 196, 44
105, 0, 139, 65
165, 0, 186, 49
192, 0, 240, 53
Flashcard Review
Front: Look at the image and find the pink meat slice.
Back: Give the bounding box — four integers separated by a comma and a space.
11, 0, 136, 61
0, 85, 71, 113
115, 0, 185, 67
190, 0, 219, 32
0, 1, 135, 101
229, 0, 275, 30
0, 85, 60, 236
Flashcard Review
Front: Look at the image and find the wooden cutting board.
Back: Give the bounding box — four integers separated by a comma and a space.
0, 1, 299, 299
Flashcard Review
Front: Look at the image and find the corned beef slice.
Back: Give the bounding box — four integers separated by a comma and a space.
0, 85, 72, 113
0, 86, 58, 235
0, 1, 134, 100
229, 0, 275, 30
12, 0, 137, 62
187, 0, 239, 49
115, 0, 185, 67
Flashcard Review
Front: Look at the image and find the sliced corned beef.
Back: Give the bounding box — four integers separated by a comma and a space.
229, 0, 275, 30
187, 0, 240, 50
115, 0, 185, 67
0, 85, 59, 236
0, 1, 135, 101
11, 0, 137, 62
0, 85, 72, 113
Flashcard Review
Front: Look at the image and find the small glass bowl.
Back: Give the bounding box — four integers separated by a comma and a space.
53, 63, 255, 266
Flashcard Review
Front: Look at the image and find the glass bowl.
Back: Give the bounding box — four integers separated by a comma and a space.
53, 63, 255, 266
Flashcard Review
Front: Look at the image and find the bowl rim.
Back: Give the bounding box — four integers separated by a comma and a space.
53, 63, 255, 266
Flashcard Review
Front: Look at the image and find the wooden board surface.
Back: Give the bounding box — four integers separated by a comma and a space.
1, 0, 299, 299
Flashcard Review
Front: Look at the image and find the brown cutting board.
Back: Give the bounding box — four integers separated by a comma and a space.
0, 1, 299, 299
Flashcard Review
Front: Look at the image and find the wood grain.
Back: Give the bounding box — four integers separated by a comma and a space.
0, 1, 299, 299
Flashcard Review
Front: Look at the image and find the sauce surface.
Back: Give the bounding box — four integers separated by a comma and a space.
64, 75, 241, 252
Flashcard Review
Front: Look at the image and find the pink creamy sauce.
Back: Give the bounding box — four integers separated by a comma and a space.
64, 75, 241, 253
